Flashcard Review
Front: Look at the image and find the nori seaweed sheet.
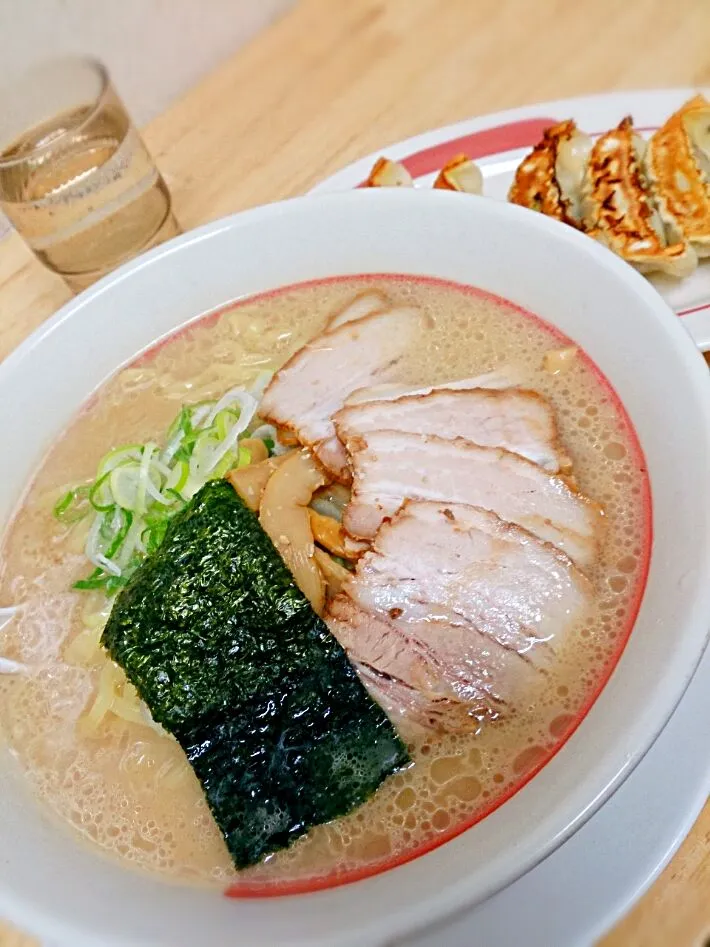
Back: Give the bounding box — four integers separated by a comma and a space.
102, 480, 409, 868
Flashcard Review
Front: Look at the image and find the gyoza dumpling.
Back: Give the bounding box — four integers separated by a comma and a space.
581, 117, 696, 278
554, 124, 593, 225
433, 154, 483, 194
646, 95, 710, 257
364, 157, 414, 188
684, 100, 710, 178
509, 120, 591, 226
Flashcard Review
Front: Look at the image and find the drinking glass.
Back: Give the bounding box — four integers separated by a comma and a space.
0, 57, 180, 291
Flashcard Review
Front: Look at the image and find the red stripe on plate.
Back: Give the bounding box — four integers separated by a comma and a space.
402, 116, 559, 177
678, 302, 710, 317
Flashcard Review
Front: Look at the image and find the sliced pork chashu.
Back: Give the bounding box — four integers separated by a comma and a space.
344, 501, 590, 662
326, 289, 391, 331
327, 501, 592, 732
259, 307, 425, 481
343, 367, 522, 406
343, 431, 602, 569
329, 602, 494, 732
335, 387, 569, 474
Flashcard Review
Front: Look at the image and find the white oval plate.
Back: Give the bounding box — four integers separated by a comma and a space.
312, 88, 710, 351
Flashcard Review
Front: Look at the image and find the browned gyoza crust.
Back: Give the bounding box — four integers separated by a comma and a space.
581, 116, 695, 277
508, 119, 580, 225
646, 94, 710, 257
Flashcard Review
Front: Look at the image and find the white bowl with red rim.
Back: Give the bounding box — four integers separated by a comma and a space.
1, 188, 709, 947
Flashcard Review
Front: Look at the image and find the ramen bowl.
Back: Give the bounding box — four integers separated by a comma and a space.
1, 188, 710, 947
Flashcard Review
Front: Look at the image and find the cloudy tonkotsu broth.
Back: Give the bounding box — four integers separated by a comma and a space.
0, 275, 650, 893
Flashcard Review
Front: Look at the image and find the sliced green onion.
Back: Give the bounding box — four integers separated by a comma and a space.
73, 568, 107, 591
105, 509, 133, 559
109, 463, 142, 511
53, 484, 91, 523
135, 443, 157, 516
68, 381, 274, 594
88, 472, 115, 512
97, 444, 143, 478
115, 513, 147, 570
54, 490, 74, 518
165, 459, 189, 494
105, 575, 130, 594
214, 408, 240, 440
203, 388, 253, 429
166, 405, 192, 442
73, 566, 130, 593
164, 487, 186, 504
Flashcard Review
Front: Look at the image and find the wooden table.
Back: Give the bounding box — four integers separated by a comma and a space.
2, 1, 710, 944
